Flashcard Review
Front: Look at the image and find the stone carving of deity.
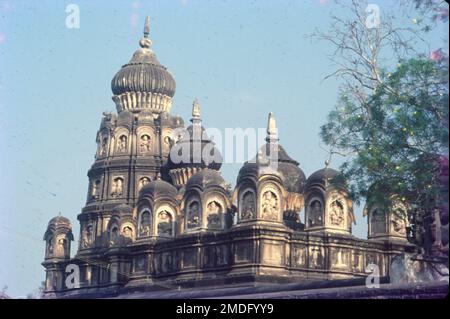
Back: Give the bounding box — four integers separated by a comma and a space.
187, 202, 200, 229
117, 135, 127, 153
157, 211, 173, 236
206, 201, 222, 228
111, 178, 123, 197
47, 238, 54, 255
57, 238, 66, 255
163, 136, 173, 151
329, 200, 345, 227
241, 191, 256, 220
139, 211, 152, 237
391, 213, 406, 236
122, 226, 133, 242
82, 225, 93, 248
91, 180, 100, 198
100, 138, 108, 157
261, 191, 279, 220
138, 177, 150, 190
139, 135, 151, 153
308, 200, 323, 227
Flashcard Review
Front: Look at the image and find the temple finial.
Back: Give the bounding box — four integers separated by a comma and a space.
192, 98, 201, 119
139, 17, 152, 49
266, 112, 279, 143
325, 159, 330, 168
143, 16, 150, 37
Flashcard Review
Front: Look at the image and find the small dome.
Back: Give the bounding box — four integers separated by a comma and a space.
306, 166, 346, 190
237, 113, 305, 194
47, 215, 71, 228
167, 100, 222, 171
139, 178, 178, 198
186, 169, 228, 190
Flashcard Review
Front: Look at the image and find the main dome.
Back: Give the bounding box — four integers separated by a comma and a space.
111, 17, 176, 114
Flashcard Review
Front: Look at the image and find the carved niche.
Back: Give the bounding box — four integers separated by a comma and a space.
307, 198, 324, 227
186, 200, 201, 230
240, 190, 256, 221
370, 208, 386, 236
81, 224, 94, 248
117, 135, 128, 153
157, 210, 174, 237
139, 134, 152, 153
111, 177, 124, 197
138, 210, 152, 237
109, 224, 120, 246
260, 189, 279, 221
138, 177, 150, 191
329, 199, 345, 228
206, 200, 222, 229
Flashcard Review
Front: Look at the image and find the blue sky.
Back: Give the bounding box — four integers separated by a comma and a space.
0, 0, 447, 297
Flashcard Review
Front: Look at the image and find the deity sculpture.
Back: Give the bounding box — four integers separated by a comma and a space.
157, 211, 173, 236
241, 191, 256, 220
139, 135, 151, 153
100, 137, 108, 156
82, 225, 93, 248
111, 178, 123, 197
117, 135, 127, 153
329, 200, 345, 227
139, 211, 152, 237
206, 201, 222, 228
308, 200, 324, 227
122, 226, 133, 241
187, 202, 200, 229
261, 191, 278, 220
391, 212, 407, 236
138, 177, 150, 190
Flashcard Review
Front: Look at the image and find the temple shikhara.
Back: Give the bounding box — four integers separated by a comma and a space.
42, 18, 421, 298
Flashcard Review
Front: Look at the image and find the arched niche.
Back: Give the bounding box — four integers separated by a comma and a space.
113, 127, 130, 155
137, 176, 151, 191
137, 126, 155, 154
259, 183, 282, 222
121, 223, 135, 243
81, 223, 94, 249
204, 195, 226, 229
155, 205, 176, 237
238, 187, 257, 222
111, 176, 124, 198
107, 218, 120, 246
185, 194, 202, 231
369, 207, 387, 236
328, 198, 346, 229
138, 208, 152, 238
306, 194, 325, 228
97, 129, 110, 158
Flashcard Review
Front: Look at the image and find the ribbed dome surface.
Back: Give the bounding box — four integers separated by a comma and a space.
111, 49, 176, 97
139, 178, 178, 198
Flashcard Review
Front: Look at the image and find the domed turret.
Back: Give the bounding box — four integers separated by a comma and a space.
43, 213, 74, 260
304, 161, 355, 234
167, 99, 222, 188
111, 17, 176, 114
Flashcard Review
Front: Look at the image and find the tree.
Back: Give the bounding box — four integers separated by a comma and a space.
313, 0, 449, 252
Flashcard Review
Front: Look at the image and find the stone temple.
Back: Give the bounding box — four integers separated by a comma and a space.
41, 18, 419, 298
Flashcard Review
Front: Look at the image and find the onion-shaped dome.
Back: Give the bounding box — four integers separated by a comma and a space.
111, 17, 176, 113
186, 168, 228, 191
139, 176, 178, 199
167, 99, 222, 175
47, 215, 71, 228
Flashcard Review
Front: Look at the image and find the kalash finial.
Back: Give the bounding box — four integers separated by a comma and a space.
266, 112, 279, 143
325, 159, 330, 168
192, 98, 201, 120
139, 16, 152, 49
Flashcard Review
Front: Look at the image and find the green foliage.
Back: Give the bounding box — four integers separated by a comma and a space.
321, 58, 448, 212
